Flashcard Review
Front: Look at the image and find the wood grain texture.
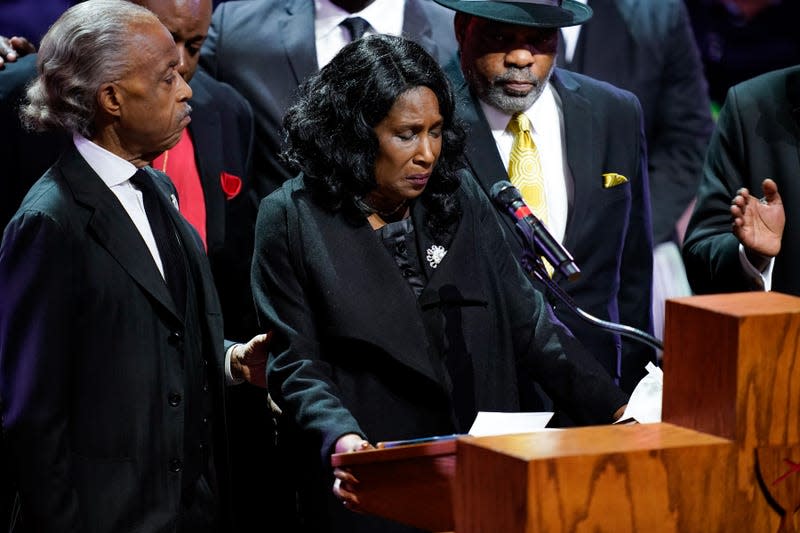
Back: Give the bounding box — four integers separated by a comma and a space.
454, 424, 732, 533
333, 440, 457, 531
664, 292, 800, 532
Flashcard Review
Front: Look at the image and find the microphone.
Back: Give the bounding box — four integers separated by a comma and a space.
490, 180, 580, 281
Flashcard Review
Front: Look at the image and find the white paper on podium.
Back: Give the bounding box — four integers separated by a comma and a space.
468, 411, 554, 437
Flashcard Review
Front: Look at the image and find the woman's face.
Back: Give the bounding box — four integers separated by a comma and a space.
369, 86, 443, 211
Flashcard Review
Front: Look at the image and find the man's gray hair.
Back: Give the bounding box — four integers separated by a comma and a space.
21, 0, 160, 137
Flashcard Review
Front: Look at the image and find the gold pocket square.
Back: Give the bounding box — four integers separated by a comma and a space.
603, 172, 628, 188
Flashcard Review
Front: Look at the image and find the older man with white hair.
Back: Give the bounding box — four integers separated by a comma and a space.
0, 1, 268, 530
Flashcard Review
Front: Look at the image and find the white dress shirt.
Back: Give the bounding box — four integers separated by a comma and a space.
739, 244, 774, 290
315, 0, 405, 68
479, 82, 572, 243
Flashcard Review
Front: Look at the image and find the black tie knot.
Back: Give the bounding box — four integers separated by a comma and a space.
341, 16, 370, 41
129, 168, 153, 192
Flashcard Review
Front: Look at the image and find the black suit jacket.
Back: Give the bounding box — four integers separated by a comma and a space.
448, 63, 656, 394
0, 147, 229, 532
560, 0, 713, 244
200, 0, 458, 197
253, 174, 628, 532
683, 66, 800, 296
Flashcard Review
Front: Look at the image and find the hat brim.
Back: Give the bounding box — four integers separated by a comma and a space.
433, 0, 592, 28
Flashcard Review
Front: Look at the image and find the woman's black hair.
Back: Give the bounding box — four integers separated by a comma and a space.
281, 33, 466, 240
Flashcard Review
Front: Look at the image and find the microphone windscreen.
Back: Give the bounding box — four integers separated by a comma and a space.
490, 180, 521, 208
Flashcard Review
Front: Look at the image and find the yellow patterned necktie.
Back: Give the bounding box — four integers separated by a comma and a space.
507, 112, 553, 276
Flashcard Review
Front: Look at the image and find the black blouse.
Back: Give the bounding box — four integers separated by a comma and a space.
376, 217, 427, 297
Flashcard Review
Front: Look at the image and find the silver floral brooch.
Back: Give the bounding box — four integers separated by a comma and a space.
426, 245, 447, 269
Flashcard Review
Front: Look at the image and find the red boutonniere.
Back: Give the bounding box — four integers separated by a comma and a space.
220, 171, 242, 200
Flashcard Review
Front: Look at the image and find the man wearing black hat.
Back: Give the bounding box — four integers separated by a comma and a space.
435, 0, 656, 411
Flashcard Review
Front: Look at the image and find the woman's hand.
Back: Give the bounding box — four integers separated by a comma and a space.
332, 433, 375, 511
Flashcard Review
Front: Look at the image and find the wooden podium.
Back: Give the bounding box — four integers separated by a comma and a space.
332, 292, 800, 532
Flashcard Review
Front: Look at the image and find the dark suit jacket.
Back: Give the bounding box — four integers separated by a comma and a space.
448, 63, 656, 394
0, 147, 229, 532
683, 66, 800, 296
559, 0, 713, 244
252, 174, 628, 533
200, 0, 458, 197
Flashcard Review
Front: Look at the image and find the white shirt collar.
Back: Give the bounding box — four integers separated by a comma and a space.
315, 0, 404, 42
73, 133, 138, 186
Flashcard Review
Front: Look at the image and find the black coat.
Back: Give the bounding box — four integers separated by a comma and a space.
683, 65, 800, 296
252, 174, 628, 533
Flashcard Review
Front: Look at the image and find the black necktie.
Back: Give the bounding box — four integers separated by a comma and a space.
341, 16, 369, 41
130, 169, 187, 316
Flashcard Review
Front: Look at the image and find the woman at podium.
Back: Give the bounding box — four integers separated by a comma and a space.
251, 34, 629, 533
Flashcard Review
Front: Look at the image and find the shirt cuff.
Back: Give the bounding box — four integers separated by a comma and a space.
225, 344, 245, 386
738, 243, 774, 291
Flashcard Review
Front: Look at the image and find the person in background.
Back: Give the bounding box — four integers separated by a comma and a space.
557, 0, 714, 343
0, 0, 72, 58
252, 33, 628, 533
0, 1, 268, 530
686, 0, 800, 111
199, 0, 459, 197
436, 0, 655, 409
0, 53, 69, 228
683, 66, 792, 296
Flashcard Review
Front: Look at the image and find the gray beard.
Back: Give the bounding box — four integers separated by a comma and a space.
472, 64, 555, 115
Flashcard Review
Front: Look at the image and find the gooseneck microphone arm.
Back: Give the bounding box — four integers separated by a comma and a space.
523, 253, 663, 352
490, 180, 663, 352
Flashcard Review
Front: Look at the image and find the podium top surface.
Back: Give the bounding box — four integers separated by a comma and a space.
458, 423, 729, 461
332, 423, 730, 467
332, 438, 457, 467
668, 291, 800, 317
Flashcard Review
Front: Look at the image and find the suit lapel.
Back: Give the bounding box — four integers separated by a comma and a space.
282, 0, 318, 85
552, 69, 592, 255
312, 206, 444, 386
412, 199, 483, 305
62, 147, 182, 321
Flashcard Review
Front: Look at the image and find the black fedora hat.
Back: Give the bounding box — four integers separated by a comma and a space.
433, 0, 592, 28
